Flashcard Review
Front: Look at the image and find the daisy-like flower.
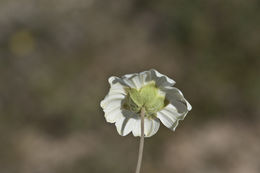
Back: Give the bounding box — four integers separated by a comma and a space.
100, 69, 192, 137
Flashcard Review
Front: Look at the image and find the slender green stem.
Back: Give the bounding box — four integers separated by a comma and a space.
135, 107, 145, 173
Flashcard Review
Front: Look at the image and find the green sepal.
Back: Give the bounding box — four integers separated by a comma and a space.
145, 95, 165, 115
124, 81, 166, 115
126, 88, 143, 107
139, 82, 157, 104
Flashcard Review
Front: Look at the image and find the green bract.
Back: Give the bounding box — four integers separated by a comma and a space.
124, 82, 166, 117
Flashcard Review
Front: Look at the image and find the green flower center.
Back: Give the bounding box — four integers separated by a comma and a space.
123, 81, 168, 117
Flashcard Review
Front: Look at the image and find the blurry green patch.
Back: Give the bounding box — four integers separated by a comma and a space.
9, 30, 35, 56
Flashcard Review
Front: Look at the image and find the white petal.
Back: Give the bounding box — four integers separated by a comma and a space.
163, 86, 192, 113
100, 78, 127, 115
100, 94, 125, 108
115, 116, 135, 136
157, 110, 177, 130
109, 85, 126, 95
157, 103, 188, 131
163, 104, 184, 119
108, 77, 127, 94
122, 71, 151, 89
151, 119, 160, 136
104, 108, 123, 123
109, 76, 132, 91
130, 75, 143, 89
150, 69, 176, 88
144, 118, 160, 137
122, 73, 138, 79
130, 71, 153, 88
132, 118, 141, 137
132, 117, 160, 137
186, 99, 192, 111
101, 93, 125, 123
144, 118, 152, 136
139, 71, 150, 86
122, 78, 136, 88
108, 76, 120, 85
108, 69, 176, 90
121, 73, 147, 89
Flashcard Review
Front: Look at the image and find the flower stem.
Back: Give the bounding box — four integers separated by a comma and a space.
135, 107, 145, 173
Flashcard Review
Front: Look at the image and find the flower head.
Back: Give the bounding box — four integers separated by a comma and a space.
100, 69, 192, 137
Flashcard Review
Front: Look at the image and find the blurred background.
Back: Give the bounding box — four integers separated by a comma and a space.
0, 0, 260, 173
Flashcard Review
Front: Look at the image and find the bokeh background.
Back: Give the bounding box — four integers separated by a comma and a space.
0, 0, 260, 173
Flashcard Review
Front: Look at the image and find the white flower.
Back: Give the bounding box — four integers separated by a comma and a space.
100, 69, 192, 137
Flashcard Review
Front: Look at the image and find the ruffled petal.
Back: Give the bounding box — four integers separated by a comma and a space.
101, 78, 127, 123
150, 69, 176, 88
100, 91, 125, 118
122, 74, 145, 89
101, 77, 127, 108
110, 74, 144, 89
145, 118, 160, 137
104, 109, 124, 123
139, 71, 150, 85
115, 116, 136, 136
132, 118, 141, 137
157, 86, 191, 131
100, 93, 125, 108
163, 86, 192, 113
122, 73, 138, 79
157, 104, 180, 130
132, 117, 160, 137
108, 76, 128, 91
110, 69, 175, 90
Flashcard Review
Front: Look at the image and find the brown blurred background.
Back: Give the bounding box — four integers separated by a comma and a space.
0, 0, 260, 173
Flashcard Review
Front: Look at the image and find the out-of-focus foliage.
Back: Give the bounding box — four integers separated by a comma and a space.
0, 0, 259, 173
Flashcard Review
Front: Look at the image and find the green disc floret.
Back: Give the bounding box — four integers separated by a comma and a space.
124, 81, 167, 117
